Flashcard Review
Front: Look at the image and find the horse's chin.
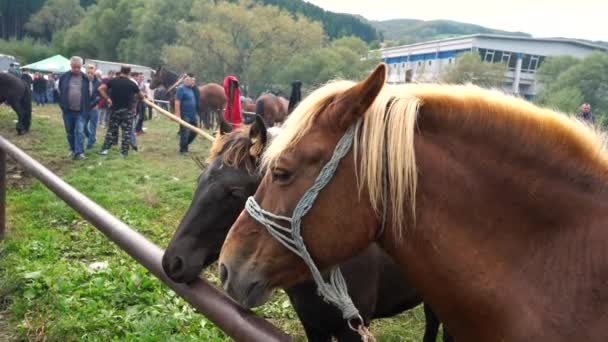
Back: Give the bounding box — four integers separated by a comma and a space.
240, 285, 273, 309
224, 278, 272, 309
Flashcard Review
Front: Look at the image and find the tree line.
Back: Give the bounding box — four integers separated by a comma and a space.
0, 0, 379, 96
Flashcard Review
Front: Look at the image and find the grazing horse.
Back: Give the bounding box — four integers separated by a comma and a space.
150, 66, 226, 129
219, 63, 608, 341
255, 93, 288, 127
0, 72, 32, 135
162, 114, 450, 342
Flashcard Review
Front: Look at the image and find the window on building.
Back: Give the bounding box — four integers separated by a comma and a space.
448, 58, 453, 64
522, 54, 533, 72
478, 48, 487, 61
428, 60, 432, 66
508, 54, 519, 70
493, 51, 503, 63
484, 50, 495, 63
501, 52, 511, 65
418, 61, 422, 67
529, 56, 540, 71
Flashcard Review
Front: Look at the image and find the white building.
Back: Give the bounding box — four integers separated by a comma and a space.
84, 58, 154, 80
378, 34, 608, 99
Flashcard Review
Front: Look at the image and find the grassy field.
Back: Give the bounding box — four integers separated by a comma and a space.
0, 104, 433, 341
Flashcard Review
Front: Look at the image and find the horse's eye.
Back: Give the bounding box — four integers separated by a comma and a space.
271, 169, 292, 183
228, 187, 246, 198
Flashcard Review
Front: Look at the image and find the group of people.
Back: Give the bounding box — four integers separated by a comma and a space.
8, 63, 58, 106
58, 56, 147, 159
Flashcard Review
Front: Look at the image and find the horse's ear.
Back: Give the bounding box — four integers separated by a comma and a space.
329, 63, 386, 129
217, 112, 233, 135
249, 115, 268, 158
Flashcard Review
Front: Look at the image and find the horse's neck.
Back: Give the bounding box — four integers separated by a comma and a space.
379, 113, 608, 340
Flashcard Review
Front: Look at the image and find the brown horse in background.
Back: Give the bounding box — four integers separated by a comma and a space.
220, 64, 608, 341
255, 93, 288, 127
150, 66, 226, 129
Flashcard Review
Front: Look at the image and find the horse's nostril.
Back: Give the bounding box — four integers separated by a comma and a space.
169, 256, 184, 276
219, 263, 229, 284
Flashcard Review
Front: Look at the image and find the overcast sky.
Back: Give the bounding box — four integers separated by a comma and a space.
305, 0, 607, 42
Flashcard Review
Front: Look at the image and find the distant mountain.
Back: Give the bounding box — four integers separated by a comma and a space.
368, 19, 531, 45
258, 0, 379, 42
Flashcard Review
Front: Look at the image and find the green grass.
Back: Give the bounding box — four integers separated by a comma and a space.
0, 105, 434, 341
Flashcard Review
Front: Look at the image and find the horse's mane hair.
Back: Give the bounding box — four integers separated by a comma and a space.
206, 123, 278, 174
263, 81, 608, 238
206, 126, 255, 173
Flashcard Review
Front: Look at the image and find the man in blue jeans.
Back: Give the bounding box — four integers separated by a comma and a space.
58, 56, 93, 160
175, 74, 200, 154
83, 65, 101, 150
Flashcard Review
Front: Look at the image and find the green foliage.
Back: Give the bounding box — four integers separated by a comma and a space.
162, 0, 325, 95
537, 87, 584, 114
0, 37, 58, 64
441, 51, 506, 88
536, 52, 608, 122
117, 0, 193, 67
275, 36, 381, 90
58, 0, 143, 60
25, 0, 84, 42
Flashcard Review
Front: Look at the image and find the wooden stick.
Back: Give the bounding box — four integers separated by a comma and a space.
143, 98, 215, 142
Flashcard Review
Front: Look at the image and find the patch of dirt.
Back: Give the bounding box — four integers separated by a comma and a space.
4, 154, 69, 190
0, 296, 15, 341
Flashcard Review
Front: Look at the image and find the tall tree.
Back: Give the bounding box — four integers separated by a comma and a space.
60, 0, 143, 61
0, 0, 46, 39
536, 52, 608, 121
117, 0, 193, 67
25, 0, 84, 42
162, 0, 324, 94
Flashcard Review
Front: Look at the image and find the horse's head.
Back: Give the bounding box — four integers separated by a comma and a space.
149, 66, 164, 90
162, 115, 270, 283
219, 64, 388, 308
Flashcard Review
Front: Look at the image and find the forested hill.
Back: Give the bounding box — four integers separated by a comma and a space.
369, 18, 531, 45
257, 0, 379, 42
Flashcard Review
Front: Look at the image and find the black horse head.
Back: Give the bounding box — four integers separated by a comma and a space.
149, 66, 179, 90
162, 114, 269, 283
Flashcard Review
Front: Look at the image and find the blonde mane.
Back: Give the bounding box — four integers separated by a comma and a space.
263, 81, 608, 238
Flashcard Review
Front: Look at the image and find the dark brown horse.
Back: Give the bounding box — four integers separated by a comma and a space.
219, 63, 608, 341
255, 93, 288, 127
150, 66, 226, 129
0, 72, 31, 134
162, 114, 449, 341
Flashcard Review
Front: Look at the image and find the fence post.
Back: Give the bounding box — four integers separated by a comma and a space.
0, 150, 5, 241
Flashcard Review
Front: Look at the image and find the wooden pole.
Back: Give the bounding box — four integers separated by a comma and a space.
143, 98, 215, 142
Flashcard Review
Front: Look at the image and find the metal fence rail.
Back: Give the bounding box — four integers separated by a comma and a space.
0, 135, 292, 342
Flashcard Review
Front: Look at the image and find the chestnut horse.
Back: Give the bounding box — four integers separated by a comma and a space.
255, 93, 288, 127
162, 114, 449, 341
219, 63, 608, 341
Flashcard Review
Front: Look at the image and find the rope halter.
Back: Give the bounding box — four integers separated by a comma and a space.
245, 121, 373, 336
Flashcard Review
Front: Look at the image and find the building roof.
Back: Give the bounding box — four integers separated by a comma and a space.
378, 34, 608, 53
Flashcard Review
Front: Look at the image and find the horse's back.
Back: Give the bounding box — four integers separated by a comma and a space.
199, 83, 226, 110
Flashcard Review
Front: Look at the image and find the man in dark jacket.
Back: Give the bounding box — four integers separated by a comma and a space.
32, 73, 47, 106
58, 56, 93, 160
576, 103, 594, 124
20, 69, 33, 88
